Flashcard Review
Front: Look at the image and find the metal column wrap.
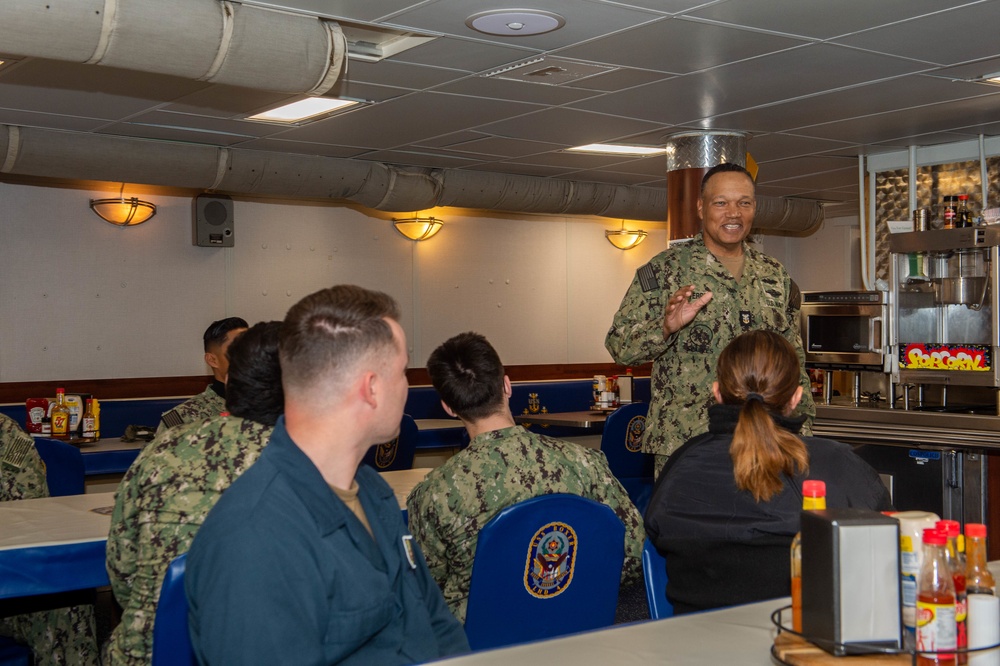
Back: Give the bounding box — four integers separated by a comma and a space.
664, 132, 747, 241
664, 131, 747, 172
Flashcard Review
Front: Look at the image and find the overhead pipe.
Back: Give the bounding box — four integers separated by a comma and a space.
0, 125, 823, 227
0, 0, 346, 95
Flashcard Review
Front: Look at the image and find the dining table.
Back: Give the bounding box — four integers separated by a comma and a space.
0, 468, 433, 600
514, 410, 610, 430
73, 437, 145, 476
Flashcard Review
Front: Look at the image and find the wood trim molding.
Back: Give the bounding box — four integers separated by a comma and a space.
0, 363, 652, 403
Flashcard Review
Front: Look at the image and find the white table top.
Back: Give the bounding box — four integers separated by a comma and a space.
0, 491, 115, 551
381, 468, 431, 507
435, 599, 785, 665
0, 469, 432, 553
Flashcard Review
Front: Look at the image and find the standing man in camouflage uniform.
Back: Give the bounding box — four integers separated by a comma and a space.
157, 316, 248, 433
407, 332, 645, 623
105, 321, 282, 666
0, 414, 101, 666
605, 163, 814, 476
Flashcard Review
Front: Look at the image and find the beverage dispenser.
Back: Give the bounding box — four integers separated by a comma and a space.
889, 227, 999, 391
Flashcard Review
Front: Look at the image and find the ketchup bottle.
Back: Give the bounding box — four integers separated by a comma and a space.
917, 528, 957, 665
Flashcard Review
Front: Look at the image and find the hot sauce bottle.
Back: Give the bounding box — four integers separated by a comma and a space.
917, 528, 957, 665
937, 520, 967, 663
790, 480, 826, 633
50, 388, 71, 440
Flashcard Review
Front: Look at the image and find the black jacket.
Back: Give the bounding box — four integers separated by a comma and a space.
643, 404, 892, 614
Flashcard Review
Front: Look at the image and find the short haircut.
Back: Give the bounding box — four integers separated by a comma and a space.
203, 317, 249, 352
700, 162, 755, 195
225, 321, 284, 426
427, 332, 506, 422
280, 285, 400, 395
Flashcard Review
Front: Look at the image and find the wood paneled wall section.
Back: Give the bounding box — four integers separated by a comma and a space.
0, 363, 652, 403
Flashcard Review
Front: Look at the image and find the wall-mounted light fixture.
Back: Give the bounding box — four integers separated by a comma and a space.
605, 220, 647, 250
392, 215, 443, 241
90, 184, 157, 226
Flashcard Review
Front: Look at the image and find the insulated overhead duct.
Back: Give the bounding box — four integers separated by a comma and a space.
0, 125, 824, 227
0, 125, 669, 220
0, 0, 346, 95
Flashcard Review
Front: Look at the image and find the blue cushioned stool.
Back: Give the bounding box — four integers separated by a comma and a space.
464, 493, 625, 651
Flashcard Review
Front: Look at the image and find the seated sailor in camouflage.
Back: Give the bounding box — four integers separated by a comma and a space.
605, 163, 814, 475
157, 316, 248, 433
0, 413, 101, 666
106, 321, 283, 666
407, 332, 645, 623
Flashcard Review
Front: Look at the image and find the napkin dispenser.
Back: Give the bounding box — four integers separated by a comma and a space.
801, 508, 902, 656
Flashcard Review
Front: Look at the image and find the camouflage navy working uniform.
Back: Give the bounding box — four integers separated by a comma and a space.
605, 234, 815, 473
0, 414, 101, 666
156, 382, 226, 434
407, 425, 645, 623
105, 415, 272, 666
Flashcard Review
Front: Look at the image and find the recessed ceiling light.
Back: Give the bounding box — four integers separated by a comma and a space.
246, 97, 359, 124
566, 144, 666, 156
466, 10, 565, 36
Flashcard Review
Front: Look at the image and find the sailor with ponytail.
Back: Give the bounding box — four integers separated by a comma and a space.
643, 330, 891, 614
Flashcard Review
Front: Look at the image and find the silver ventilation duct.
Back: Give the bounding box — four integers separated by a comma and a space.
0, 124, 823, 228
0, 0, 345, 95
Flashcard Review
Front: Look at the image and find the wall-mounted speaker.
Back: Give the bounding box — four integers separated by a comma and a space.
194, 194, 234, 247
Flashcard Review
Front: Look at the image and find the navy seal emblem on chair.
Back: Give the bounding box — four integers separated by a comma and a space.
625, 414, 646, 453
524, 522, 577, 598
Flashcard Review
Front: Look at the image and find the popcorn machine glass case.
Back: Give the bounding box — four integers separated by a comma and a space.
890, 227, 998, 387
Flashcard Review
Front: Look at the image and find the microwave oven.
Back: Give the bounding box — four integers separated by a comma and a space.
800, 291, 889, 372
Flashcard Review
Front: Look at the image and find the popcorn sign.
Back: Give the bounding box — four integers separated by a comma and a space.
900, 343, 991, 371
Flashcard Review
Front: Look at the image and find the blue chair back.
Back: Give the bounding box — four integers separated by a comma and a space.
152, 553, 195, 666
0, 636, 31, 666
642, 538, 673, 620
599, 403, 654, 512
33, 437, 86, 496
464, 494, 625, 651
362, 414, 418, 471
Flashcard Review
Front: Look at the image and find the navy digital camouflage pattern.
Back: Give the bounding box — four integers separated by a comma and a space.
0, 414, 100, 666
407, 425, 645, 622
156, 384, 225, 434
105, 415, 272, 666
605, 234, 815, 469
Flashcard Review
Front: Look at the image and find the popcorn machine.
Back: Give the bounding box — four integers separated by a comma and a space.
889, 226, 1000, 394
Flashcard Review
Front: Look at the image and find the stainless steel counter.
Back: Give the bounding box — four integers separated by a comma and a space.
815, 402, 1000, 451
814, 401, 996, 524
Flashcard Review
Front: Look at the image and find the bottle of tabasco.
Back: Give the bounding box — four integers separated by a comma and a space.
50, 388, 71, 440
81, 399, 97, 440
965, 523, 995, 595
938, 520, 967, 663
917, 528, 957, 665
790, 479, 826, 632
